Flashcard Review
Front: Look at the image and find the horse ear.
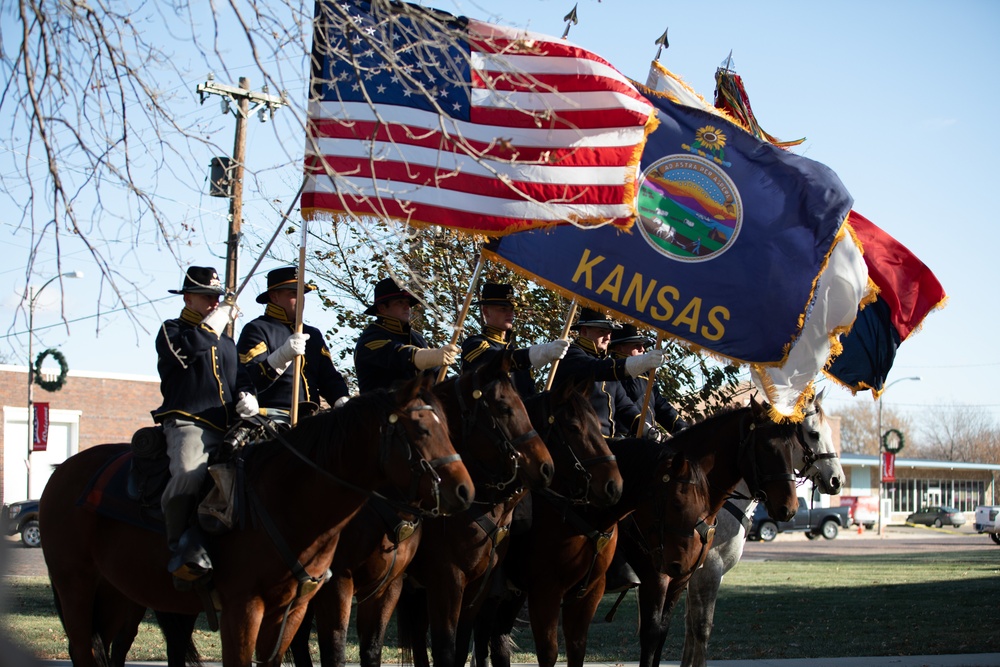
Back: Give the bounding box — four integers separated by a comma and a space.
396, 374, 423, 405
749, 395, 765, 419
815, 386, 826, 405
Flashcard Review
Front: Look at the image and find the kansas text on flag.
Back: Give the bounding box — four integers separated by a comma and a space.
301, 0, 656, 235
487, 84, 855, 365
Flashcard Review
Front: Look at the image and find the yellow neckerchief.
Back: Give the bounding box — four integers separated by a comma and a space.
575, 336, 607, 358
180, 307, 203, 325
265, 302, 293, 325
483, 325, 509, 345
375, 315, 409, 335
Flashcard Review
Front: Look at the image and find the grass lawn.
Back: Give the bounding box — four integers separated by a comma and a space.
3, 548, 997, 662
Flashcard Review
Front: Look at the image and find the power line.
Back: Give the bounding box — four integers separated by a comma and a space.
0, 297, 173, 340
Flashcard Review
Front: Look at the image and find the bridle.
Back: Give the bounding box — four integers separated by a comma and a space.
378, 398, 463, 519
534, 397, 616, 504
795, 405, 837, 475
451, 373, 538, 493
737, 411, 798, 503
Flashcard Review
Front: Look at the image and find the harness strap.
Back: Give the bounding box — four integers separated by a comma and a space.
537, 489, 614, 598
465, 510, 511, 608
723, 499, 754, 535
246, 490, 332, 665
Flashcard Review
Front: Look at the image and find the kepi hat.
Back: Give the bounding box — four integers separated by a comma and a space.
610, 323, 654, 347
256, 266, 316, 304
474, 282, 517, 308
364, 277, 419, 316
571, 307, 622, 330
168, 266, 226, 296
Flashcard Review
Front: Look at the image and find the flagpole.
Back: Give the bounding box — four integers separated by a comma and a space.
436, 254, 486, 383
636, 332, 664, 437
289, 218, 308, 426
544, 300, 578, 391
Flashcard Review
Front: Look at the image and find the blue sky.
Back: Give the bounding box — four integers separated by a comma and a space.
2, 0, 997, 423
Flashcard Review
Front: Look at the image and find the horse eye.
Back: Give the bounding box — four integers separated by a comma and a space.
807, 430, 820, 440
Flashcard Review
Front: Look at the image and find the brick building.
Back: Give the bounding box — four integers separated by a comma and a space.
0, 364, 160, 504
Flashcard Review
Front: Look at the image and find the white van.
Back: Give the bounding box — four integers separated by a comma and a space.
973, 505, 1000, 545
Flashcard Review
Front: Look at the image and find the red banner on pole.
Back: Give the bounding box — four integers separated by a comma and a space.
33, 402, 49, 452
882, 451, 896, 482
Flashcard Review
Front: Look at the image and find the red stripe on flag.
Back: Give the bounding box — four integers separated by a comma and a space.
848, 210, 945, 341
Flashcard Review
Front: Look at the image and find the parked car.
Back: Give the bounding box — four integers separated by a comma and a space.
905, 506, 966, 528
973, 505, 1000, 545
748, 496, 853, 541
2, 499, 41, 547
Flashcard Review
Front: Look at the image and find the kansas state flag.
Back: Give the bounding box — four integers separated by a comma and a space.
486, 86, 855, 364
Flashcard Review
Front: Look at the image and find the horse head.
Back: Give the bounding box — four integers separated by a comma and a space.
526, 377, 623, 507
434, 349, 554, 493
795, 388, 844, 495
629, 452, 715, 580
381, 375, 474, 516
739, 397, 800, 522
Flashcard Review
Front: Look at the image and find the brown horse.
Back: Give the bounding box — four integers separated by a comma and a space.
473, 439, 713, 667
619, 398, 806, 667
286, 349, 560, 667
475, 397, 801, 667
39, 377, 474, 667
393, 374, 625, 667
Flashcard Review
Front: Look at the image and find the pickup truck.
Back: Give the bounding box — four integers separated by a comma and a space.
748, 496, 853, 541
973, 505, 1000, 545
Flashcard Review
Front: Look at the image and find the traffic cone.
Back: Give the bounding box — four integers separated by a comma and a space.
857, 522, 864, 535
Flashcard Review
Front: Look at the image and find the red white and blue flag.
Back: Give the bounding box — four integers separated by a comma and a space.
825, 211, 946, 395
301, 0, 656, 235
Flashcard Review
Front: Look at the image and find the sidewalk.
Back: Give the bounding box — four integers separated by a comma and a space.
39, 657, 1000, 667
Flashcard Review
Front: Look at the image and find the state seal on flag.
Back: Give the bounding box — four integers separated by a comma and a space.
635, 154, 743, 263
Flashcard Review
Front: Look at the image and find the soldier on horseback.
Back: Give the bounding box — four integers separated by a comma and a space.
354, 276, 460, 392
152, 266, 257, 583
460, 282, 568, 397
237, 266, 350, 420
608, 323, 689, 437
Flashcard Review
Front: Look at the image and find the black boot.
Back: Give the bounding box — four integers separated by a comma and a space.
604, 550, 640, 594
164, 495, 213, 585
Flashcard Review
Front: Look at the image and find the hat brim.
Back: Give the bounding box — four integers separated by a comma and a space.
169, 287, 226, 296
611, 335, 654, 347
572, 320, 623, 330
364, 292, 419, 316
256, 281, 317, 304
474, 299, 517, 308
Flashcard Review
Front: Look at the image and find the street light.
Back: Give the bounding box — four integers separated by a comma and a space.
25, 270, 83, 500
876, 375, 921, 536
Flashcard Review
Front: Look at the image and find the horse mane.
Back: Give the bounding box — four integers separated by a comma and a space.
607, 437, 674, 482
249, 389, 396, 470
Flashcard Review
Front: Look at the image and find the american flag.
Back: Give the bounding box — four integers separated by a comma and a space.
301, 0, 656, 235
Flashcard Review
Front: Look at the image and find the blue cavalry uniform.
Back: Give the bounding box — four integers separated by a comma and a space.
461, 326, 536, 396
609, 324, 689, 435
555, 336, 643, 439
152, 308, 248, 432
354, 277, 430, 393
238, 303, 349, 410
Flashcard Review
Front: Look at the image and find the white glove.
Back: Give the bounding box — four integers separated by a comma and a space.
527, 339, 570, 369
413, 343, 461, 370
267, 332, 310, 374
625, 349, 665, 377
333, 395, 349, 408
201, 303, 238, 334
235, 392, 259, 419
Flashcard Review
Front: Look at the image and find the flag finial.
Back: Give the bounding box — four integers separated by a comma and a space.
654, 27, 669, 61
562, 4, 579, 39
720, 49, 736, 73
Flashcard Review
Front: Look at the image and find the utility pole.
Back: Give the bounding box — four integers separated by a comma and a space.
196, 75, 287, 332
